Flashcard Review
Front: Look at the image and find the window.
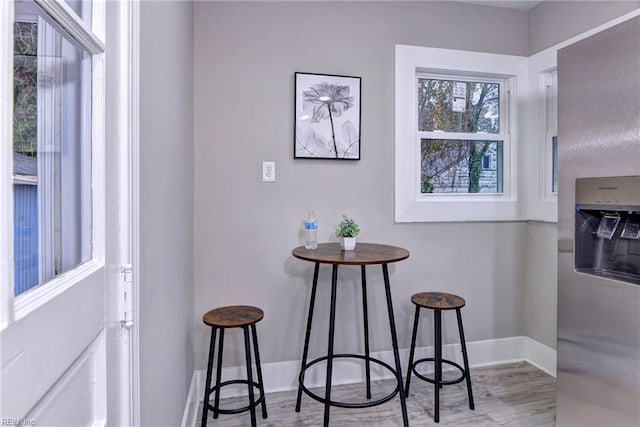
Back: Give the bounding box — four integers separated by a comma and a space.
13, 20, 38, 294
527, 50, 559, 222
544, 70, 558, 195
12, 0, 102, 298
417, 76, 506, 194
552, 136, 558, 193
395, 45, 527, 222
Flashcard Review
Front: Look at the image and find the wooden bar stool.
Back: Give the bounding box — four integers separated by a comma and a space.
405, 292, 474, 423
201, 305, 267, 427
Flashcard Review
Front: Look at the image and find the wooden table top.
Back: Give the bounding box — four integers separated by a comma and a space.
292, 242, 410, 265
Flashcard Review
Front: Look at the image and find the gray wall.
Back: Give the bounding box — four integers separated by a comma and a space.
139, 1, 194, 425
524, 222, 558, 348
528, 0, 640, 54
193, 1, 529, 370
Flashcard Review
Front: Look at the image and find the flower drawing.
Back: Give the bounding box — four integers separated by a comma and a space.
302, 82, 355, 158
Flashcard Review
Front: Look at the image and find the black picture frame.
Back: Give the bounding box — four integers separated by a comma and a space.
294, 72, 361, 160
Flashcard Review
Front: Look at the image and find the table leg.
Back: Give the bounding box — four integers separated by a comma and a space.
251, 324, 268, 418
323, 264, 339, 427
434, 310, 442, 423
405, 304, 421, 396
456, 308, 475, 411
243, 326, 257, 427
361, 265, 371, 399
213, 329, 225, 419
201, 327, 217, 427
382, 264, 409, 427
296, 262, 320, 412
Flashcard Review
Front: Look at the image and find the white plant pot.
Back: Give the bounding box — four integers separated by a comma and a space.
340, 237, 356, 250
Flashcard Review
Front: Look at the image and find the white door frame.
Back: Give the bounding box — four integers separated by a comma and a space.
113, 0, 141, 423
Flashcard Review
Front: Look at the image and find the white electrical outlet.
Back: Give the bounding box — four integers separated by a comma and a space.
262, 161, 276, 182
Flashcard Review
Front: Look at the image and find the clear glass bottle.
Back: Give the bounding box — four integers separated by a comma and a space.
304, 211, 318, 249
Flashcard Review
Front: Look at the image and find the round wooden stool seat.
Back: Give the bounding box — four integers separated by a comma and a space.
203, 305, 264, 328
411, 292, 465, 310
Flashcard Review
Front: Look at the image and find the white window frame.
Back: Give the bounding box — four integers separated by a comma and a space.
395, 45, 528, 222
526, 46, 559, 223
4, 0, 106, 320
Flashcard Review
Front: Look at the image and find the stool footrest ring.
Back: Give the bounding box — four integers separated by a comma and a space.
411, 358, 466, 386
205, 379, 265, 415
299, 354, 400, 409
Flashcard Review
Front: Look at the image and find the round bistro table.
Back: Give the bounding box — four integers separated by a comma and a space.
292, 242, 410, 427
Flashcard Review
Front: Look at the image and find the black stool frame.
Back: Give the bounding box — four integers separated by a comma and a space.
295, 263, 409, 427
405, 305, 474, 423
201, 324, 267, 427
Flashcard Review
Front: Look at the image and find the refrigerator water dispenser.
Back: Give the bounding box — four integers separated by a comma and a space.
575, 176, 640, 284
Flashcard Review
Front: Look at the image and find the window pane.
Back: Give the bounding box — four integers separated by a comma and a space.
13, 23, 38, 155
13, 3, 93, 296
552, 136, 558, 193
418, 78, 500, 134
421, 139, 503, 194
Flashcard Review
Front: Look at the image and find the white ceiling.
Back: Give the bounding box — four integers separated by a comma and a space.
457, 0, 542, 11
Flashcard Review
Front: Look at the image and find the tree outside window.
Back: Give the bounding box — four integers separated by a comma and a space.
14, 21, 38, 157
417, 77, 504, 194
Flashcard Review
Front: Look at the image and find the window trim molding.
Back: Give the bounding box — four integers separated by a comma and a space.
525, 51, 559, 223
395, 45, 528, 222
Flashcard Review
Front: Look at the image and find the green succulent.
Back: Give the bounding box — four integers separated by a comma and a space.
335, 215, 360, 238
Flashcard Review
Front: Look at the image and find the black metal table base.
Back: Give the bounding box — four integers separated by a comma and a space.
298, 354, 399, 408
295, 263, 409, 427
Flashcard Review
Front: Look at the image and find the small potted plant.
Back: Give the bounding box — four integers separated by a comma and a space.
335, 214, 360, 250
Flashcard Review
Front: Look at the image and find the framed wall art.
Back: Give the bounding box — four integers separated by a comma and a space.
294, 72, 361, 160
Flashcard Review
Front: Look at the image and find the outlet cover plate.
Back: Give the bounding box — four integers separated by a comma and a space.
262, 161, 275, 182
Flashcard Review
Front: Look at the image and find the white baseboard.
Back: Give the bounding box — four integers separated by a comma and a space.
181, 335, 556, 426
181, 371, 200, 427
524, 337, 557, 377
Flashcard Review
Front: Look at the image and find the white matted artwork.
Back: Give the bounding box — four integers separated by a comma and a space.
294, 72, 361, 160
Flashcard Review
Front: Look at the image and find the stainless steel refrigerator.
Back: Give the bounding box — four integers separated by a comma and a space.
557, 16, 640, 427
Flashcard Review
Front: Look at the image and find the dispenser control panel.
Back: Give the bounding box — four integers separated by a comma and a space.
575, 176, 640, 207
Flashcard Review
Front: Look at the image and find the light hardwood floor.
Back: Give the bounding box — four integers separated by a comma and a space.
199, 361, 556, 426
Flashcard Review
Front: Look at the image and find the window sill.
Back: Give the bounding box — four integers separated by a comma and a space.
395, 197, 524, 223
